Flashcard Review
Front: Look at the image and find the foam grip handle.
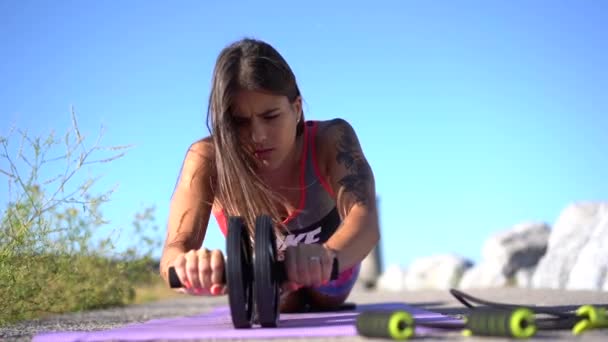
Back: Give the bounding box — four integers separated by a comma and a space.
573, 305, 608, 335
168, 267, 182, 288
168, 257, 338, 289
355, 310, 415, 340
463, 308, 536, 338
330, 257, 340, 280
167, 266, 227, 288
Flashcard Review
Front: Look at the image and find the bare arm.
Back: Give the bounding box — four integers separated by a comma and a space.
321, 118, 380, 272
159, 138, 216, 285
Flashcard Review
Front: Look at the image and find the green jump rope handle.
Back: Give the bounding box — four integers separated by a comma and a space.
573, 305, 608, 335
355, 310, 415, 340
463, 307, 536, 338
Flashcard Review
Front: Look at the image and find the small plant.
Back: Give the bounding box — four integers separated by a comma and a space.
0, 107, 161, 326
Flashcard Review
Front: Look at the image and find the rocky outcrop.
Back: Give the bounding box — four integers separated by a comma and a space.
375, 255, 472, 292
403, 254, 472, 290
532, 202, 608, 290
459, 222, 549, 289
372, 202, 608, 292
376, 264, 406, 291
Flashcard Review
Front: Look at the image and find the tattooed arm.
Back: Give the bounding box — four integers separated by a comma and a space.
319, 118, 380, 272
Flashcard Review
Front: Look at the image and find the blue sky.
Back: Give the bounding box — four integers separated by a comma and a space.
1, 1, 607, 270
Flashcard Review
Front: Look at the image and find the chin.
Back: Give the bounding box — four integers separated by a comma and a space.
259, 161, 280, 171
256, 158, 284, 172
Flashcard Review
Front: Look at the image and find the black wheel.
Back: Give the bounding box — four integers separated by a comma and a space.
254, 214, 281, 327
226, 216, 254, 329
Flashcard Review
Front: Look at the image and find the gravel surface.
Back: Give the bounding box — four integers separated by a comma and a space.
0, 296, 226, 341
3, 287, 608, 341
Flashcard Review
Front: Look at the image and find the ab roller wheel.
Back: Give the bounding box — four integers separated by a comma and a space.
168, 214, 340, 329
254, 215, 281, 327
225, 216, 254, 328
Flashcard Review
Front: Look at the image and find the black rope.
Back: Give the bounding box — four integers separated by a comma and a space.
449, 288, 575, 318
447, 288, 599, 331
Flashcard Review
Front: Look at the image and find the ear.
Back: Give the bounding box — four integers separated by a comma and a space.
292, 96, 303, 122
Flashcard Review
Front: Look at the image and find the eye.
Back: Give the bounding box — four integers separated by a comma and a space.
264, 113, 280, 120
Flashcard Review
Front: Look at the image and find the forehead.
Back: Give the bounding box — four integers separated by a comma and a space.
232, 89, 288, 117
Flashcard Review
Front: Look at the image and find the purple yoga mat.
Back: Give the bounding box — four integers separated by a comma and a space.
33, 302, 463, 341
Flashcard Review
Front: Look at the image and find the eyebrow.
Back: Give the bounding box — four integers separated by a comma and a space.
233, 107, 280, 119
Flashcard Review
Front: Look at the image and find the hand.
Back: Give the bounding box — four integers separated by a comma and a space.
284, 243, 336, 289
170, 248, 227, 296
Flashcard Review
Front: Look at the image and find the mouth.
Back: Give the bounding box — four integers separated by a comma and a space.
254, 148, 274, 158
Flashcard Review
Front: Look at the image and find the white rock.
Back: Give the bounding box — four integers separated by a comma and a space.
565, 209, 608, 290
515, 267, 536, 288
481, 221, 550, 277
459, 261, 508, 289
376, 264, 407, 292
403, 254, 472, 290
459, 222, 549, 289
532, 202, 608, 289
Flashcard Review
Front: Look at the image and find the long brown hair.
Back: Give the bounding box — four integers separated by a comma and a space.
205, 37, 305, 237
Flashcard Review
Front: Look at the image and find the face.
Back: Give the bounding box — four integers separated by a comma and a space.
231, 89, 302, 171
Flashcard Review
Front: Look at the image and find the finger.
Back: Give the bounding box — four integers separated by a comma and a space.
210, 284, 225, 296
285, 246, 299, 285
297, 248, 311, 286
185, 250, 202, 290
321, 250, 333, 284
183, 287, 209, 296
286, 281, 302, 292
172, 255, 191, 289
210, 249, 225, 286
174, 287, 205, 296
308, 254, 323, 287
173, 288, 188, 294
198, 248, 212, 290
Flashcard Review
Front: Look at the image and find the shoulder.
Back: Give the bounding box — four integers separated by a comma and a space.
184, 136, 215, 168
312, 117, 370, 177
316, 117, 354, 134
188, 136, 215, 159
177, 136, 217, 190
314, 118, 364, 155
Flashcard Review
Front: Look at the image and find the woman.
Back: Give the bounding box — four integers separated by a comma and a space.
159, 37, 380, 312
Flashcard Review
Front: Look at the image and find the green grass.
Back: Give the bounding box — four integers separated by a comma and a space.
0, 108, 164, 326
132, 272, 186, 304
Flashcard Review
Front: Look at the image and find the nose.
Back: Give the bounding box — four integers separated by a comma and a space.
250, 119, 267, 144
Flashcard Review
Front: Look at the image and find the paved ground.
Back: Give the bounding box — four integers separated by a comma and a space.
2, 287, 608, 341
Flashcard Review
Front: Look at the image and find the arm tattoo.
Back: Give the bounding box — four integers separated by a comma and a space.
332, 120, 371, 205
